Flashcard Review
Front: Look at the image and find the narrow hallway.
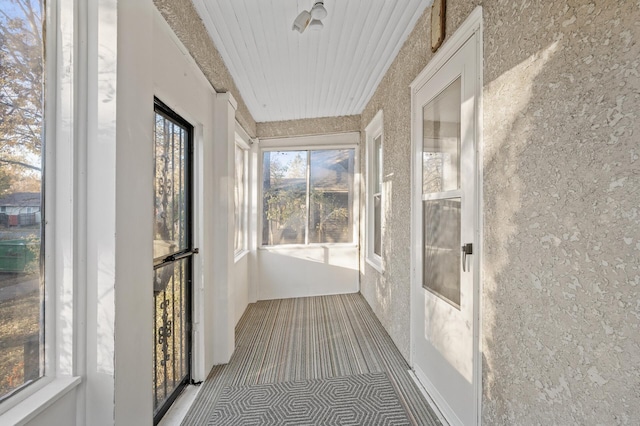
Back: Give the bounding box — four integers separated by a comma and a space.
181, 293, 441, 425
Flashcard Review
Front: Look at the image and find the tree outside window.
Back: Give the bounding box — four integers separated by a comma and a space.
0, 0, 45, 399
262, 149, 354, 246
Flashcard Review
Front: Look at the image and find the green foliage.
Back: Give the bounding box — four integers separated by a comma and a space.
263, 154, 305, 229
264, 160, 348, 242
264, 186, 305, 223
0, 167, 13, 196
310, 191, 348, 232
22, 233, 40, 274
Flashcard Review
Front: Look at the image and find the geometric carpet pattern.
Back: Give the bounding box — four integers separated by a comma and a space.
209, 373, 410, 426
181, 293, 441, 425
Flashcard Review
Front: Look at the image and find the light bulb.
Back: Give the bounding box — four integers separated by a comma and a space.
309, 19, 323, 31
310, 2, 327, 20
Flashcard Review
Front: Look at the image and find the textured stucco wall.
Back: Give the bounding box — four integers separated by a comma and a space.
481, 1, 640, 424
359, 4, 432, 363
360, 0, 640, 424
153, 0, 257, 137
257, 115, 361, 139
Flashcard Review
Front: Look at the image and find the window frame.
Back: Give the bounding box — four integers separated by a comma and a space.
233, 125, 251, 260
0, 0, 81, 419
258, 133, 359, 249
0, 0, 48, 406
365, 110, 384, 272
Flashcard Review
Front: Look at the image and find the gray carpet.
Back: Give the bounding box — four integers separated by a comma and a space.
210, 372, 410, 425
181, 293, 441, 425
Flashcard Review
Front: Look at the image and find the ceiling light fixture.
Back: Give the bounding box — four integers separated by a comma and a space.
292, 10, 312, 33
292, 1, 327, 34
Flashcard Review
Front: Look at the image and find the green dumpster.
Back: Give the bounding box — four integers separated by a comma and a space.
0, 240, 38, 273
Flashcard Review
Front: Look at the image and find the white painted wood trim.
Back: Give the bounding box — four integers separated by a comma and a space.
414, 365, 464, 426
212, 92, 238, 364
234, 127, 251, 257
408, 370, 449, 426
152, 8, 217, 96
410, 7, 483, 92
258, 243, 358, 251
364, 110, 384, 273
235, 121, 252, 149
1, 377, 81, 426
233, 249, 250, 263
248, 139, 260, 304
474, 9, 485, 425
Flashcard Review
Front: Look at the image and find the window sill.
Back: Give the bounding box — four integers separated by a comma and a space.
259, 243, 358, 251
1, 376, 81, 425
366, 256, 384, 274
234, 249, 250, 263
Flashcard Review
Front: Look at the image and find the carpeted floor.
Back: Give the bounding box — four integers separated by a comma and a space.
181, 293, 441, 425
210, 372, 410, 425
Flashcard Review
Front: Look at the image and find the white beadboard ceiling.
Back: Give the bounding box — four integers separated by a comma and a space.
191, 0, 431, 122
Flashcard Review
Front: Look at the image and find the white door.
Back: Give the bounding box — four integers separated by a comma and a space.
411, 21, 481, 426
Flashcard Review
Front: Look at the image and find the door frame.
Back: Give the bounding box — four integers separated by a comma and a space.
409, 6, 484, 426
152, 97, 195, 424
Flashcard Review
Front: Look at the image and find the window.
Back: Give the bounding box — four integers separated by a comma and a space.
365, 111, 383, 271
262, 149, 355, 246
0, 0, 45, 401
234, 138, 248, 255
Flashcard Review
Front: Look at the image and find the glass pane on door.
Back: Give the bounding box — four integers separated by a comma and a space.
153, 258, 189, 410
422, 76, 462, 308
422, 77, 461, 193
154, 114, 189, 260
423, 198, 461, 307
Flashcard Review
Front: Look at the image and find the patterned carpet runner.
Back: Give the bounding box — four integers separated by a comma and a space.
181, 293, 440, 425
210, 372, 410, 425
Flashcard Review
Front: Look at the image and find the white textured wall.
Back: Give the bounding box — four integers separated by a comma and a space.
360, 0, 640, 424
481, 1, 640, 423
234, 255, 250, 325
25, 391, 76, 426
151, 8, 223, 380
257, 247, 359, 300
113, 0, 155, 423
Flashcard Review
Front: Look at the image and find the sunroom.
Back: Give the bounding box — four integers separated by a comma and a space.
0, 0, 638, 425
